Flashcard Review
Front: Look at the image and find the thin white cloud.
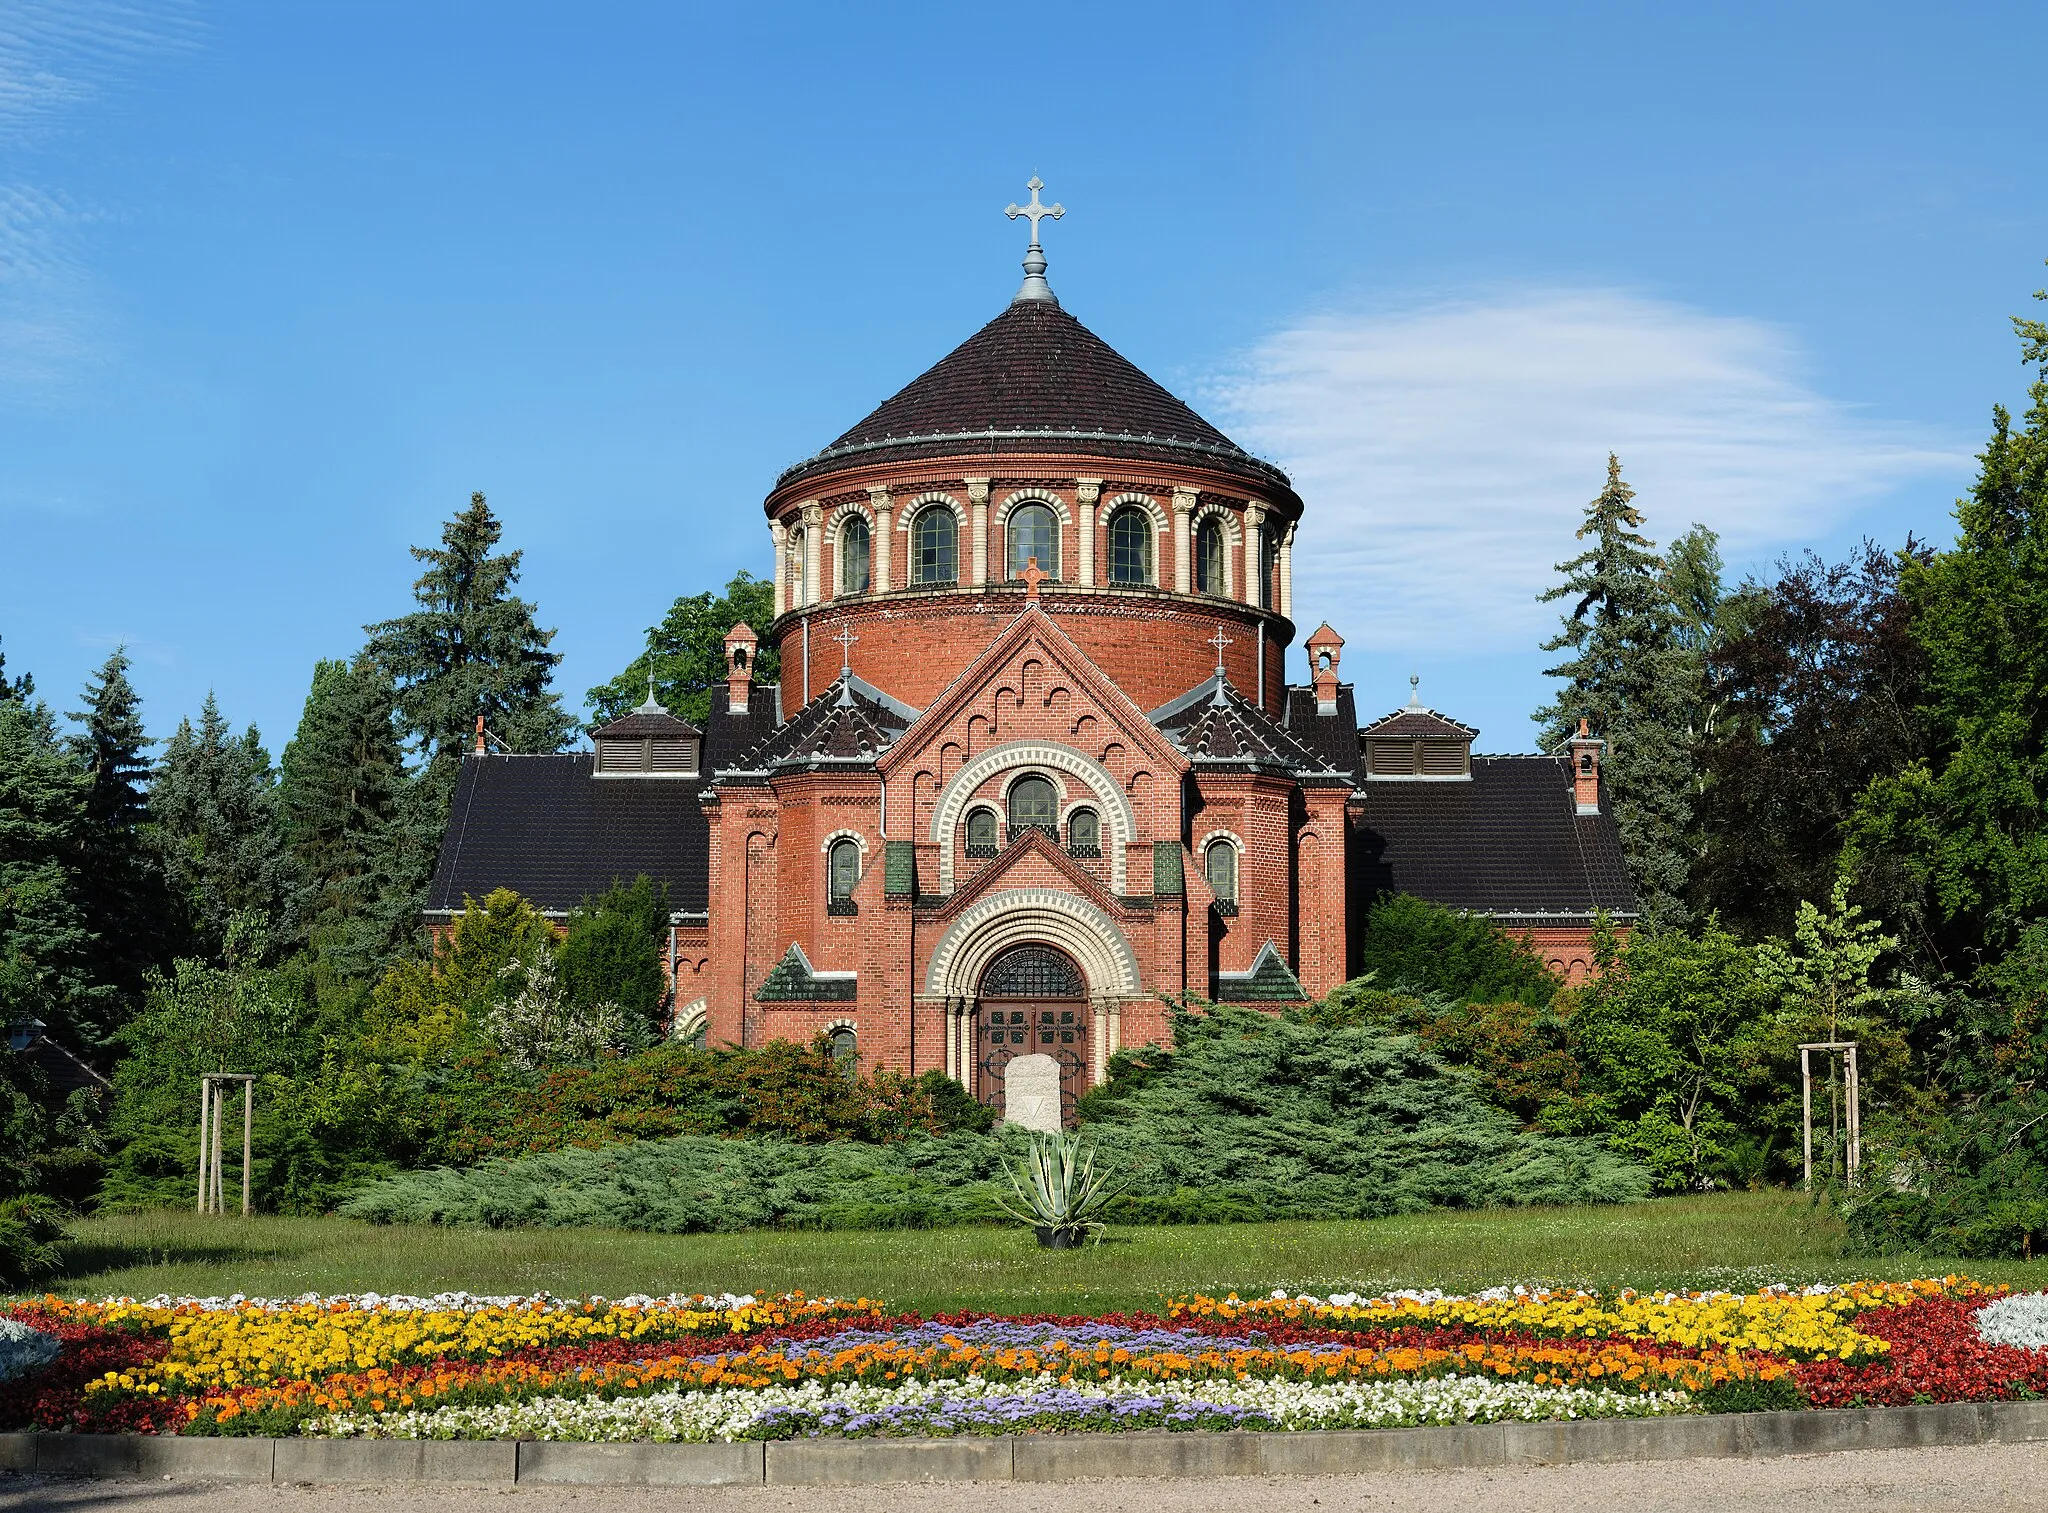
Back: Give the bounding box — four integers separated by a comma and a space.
0, 2, 201, 399
1205, 288, 1967, 654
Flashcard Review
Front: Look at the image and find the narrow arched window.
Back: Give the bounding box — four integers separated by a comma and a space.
828, 838, 860, 908
1260, 533, 1278, 609
912, 507, 957, 585
1068, 807, 1100, 857
828, 1025, 857, 1068
1108, 508, 1153, 586
1007, 502, 1058, 580
1195, 518, 1226, 596
965, 808, 999, 856
840, 517, 871, 594
1205, 839, 1237, 905
1008, 775, 1058, 838
789, 532, 808, 607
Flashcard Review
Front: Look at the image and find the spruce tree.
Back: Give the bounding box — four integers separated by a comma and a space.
0, 636, 30, 703
65, 649, 173, 1012
1534, 455, 1698, 925
279, 655, 435, 980
0, 697, 104, 1050
586, 571, 779, 727
363, 492, 574, 770
150, 694, 304, 956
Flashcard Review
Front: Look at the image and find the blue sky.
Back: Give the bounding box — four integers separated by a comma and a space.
3, 1, 2044, 755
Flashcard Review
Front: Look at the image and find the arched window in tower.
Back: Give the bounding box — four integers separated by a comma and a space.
1067, 807, 1100, 857
964, 807, 999, 857
1007, 502, 1058, 580
1107, 507, 1153, 586
840, 516, 871, 594
1205, 839, 1238, 911
789, 531, 808, 607
1260, 533, 1278, 609
1007, 775, 1058, 839
912, 507, 957, 585
827, 838, 860, 913
1195, 517, 1226, 596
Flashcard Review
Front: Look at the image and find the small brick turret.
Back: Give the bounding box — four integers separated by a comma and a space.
1568, 717, 1605, 814
1305, 623, 1344, 714
725, 623, 758, 714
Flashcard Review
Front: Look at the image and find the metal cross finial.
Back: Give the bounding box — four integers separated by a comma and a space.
832, 621, 859, 675
1005, 176, 1064, 304
1208, 624, 1234, 677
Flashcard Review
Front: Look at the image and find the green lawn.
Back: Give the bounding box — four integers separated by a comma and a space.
25, 1193, 2048, 1314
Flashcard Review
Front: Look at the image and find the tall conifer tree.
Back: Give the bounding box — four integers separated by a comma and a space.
279, 655, 432, 978
0, 636, 30, 703
150, 694, 303, 956
65, 649, 172, 1011
1534, 455, 1698, 925
1855, 274, 2048, 962
363, 492, 573, 774
0, 696, 104, 1049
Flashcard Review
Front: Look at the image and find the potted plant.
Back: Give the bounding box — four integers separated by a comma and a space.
996, 1131, 1122, 1248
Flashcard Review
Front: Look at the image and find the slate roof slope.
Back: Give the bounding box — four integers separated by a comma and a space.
591, 707, 701, 739
736, 673, 915, 773
1349, 755, 1637, 920
777, 300, 1289, 493
702, 687, 782, 774
1151, 675, 1347, 779
1360, 704, 1480, 739
427, 754, 709, 916
1284, 684, 1362, 774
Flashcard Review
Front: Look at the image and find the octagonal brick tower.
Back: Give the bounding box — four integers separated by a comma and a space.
761, 254, 1304, 717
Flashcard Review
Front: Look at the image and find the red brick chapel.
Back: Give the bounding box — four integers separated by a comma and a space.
427, 183, 1637, 1122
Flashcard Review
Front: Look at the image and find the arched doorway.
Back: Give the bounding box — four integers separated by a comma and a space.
976, 943, 1090, 1126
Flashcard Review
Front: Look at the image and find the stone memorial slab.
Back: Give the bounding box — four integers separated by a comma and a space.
1003, 1053, 1063, 1133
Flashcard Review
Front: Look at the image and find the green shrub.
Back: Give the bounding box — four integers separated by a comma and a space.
344, 1008, 1648, 1232
1355, 894, 1563, 1006
436, 1039, 984, 1162
555, 876, 670, 1045
0, 1196, 67, 1286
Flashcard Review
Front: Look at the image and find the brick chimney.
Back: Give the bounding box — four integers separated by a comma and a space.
473, 713, 487, 757
725, 623, 758, 714
1305, 622, 1345, 715
1568, 718, 1606, 815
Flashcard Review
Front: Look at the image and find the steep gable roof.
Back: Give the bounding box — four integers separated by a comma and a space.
877, 603, 1188, 778
734, 673, 915, 773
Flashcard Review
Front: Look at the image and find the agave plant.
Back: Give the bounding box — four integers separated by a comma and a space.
994, 1131, 1124, 1247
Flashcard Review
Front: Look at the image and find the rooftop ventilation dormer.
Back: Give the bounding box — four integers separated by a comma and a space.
590, 686, 702, 778
1359, 679, 1477, 781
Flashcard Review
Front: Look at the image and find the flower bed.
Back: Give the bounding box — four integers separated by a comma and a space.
0, 1278, 2031, 1442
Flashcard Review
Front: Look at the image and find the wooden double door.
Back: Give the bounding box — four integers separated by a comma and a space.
975, 944, 1091, 1127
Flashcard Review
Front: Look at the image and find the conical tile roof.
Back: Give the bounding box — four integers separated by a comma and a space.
778, 300, 1287, 492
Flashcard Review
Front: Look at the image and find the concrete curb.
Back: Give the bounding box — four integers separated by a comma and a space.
4, 1401, 2048, 1486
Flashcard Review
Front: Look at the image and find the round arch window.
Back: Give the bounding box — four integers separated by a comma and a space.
1008, 502, 1058, 580
828, 1025, 857, 1067
1008, 775, 1058, 838
912, 507, 957, 585
1205, 839, 1238, 904
1195, 517, 1226, 595
1067, 807, 1101, 857
1107, 507, 1153, 586
828, 838, 861, 901
964, 807, 999, 855
840, 516, 871, 594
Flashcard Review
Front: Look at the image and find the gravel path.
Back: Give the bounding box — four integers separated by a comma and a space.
5, 1443, 2046, 1513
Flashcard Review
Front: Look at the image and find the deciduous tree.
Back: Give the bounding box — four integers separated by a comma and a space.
586, 571, 778, 727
